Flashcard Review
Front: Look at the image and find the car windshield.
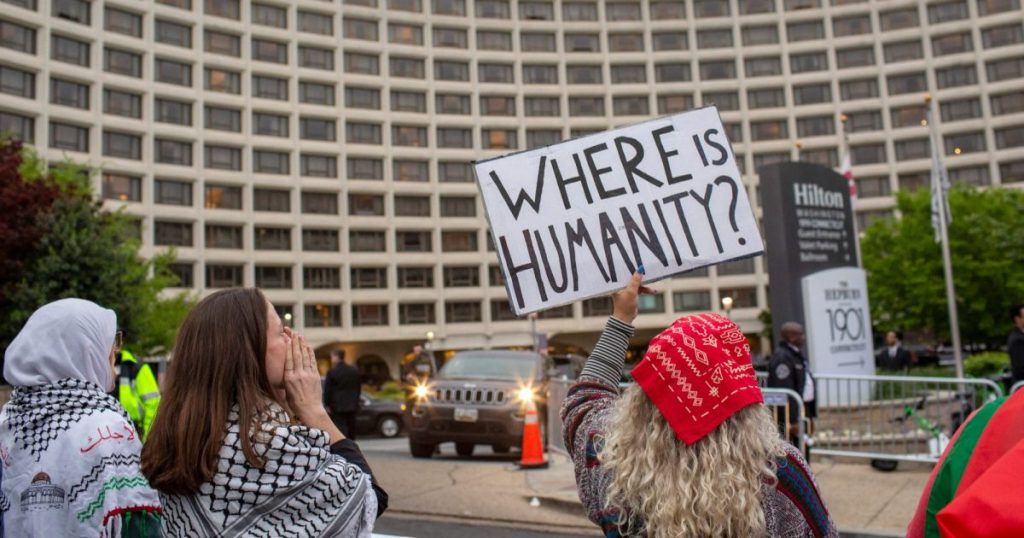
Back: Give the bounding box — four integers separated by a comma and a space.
439, 352, 538, 381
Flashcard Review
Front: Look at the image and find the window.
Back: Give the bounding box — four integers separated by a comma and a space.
437, 127, 472, 148
253, 75, 288, 100
390, 57, 425, 79
839, 79, 880, 101
50, 78, 89, 109
852, 143, 886, 164
794, 83, 831, 105
836, 47, 874, 69
349, 193, 385, 216
477, 30, 510, 50
251, 112, 287, 137
347, 157, 382, 180
797, 116, 834, 137
49, 122, 88, 152
651, 1, 686, 18
254, 150, 289, 174
252, 39, 287, 64
154, 99, 191, 126
346, 122, 382, 144
611, 64, 646, 84
741, 25, 778, 46
565, 33, 599, 53
523, 64, 558, 84
699, 60, 735, 80
697, 29, 732, 49
609, 33, 644, 52
434, 27, 467, 49
880, 8, 918, 31
300, 191, 336, 214
168, 263, 193, 287
475, 0, 510, 18
206, 224, 243, 249
352, 304, 388, 327
298, 11, 333, 35
928, 1, 968, 24
884, 41, 923, 63
787, 21, 823, 42
341, 55, 378, 77
302, 304, 341, 327
949, 166, 990, 187
719, 287, 757, 308
205, 184, 242, 209
154, 221, 193, 246
392, 125, 427, 147
983, 24, 1024, 49
205, 0, 239, 19
569, 97, 604, 116
480, 95, 514, 116
898, 172, 928, 192
581, 297, 612, 317
894, 138, 930, 160
890, 105, 927, 128
254, 266, 291, 289
344, 18, 378, 42
483, 129, 518, 149
745, 57, 782, 78
441, 231, 476, 252
0, 22, 35, 54
432, 0, 465, 15
435, 93, 470, 114
702, 91, 739, 111
349, 231, 386, 253
205, 69, 240, 94
51, 35, 90, 66
657, 94, 694, 114
351, 267, 387, 292
394, 161, 430, 183
673, 291, 711, 312
389, 0, 422, 12
52, 0, 89, 24
391, 90, 426, 113
937, 64, 978, 88
102, 173, 141, 202
994, 127, 1024, 149
303, 228, 339, 251
653, 31, 688, 51
396, 230, 432, 252
155, 58, 191, 86
519, 1, 553, 20
694, 0, 729, 17
525, 96, 559, 117
299, 47, 334, 70
102, 131, 140, 160
1000, 160, 1024, 183
834, 15, 871, 37
304, 267, 340, 289
154, 179, 192, 205
303, 82, 338, 106
300, 117, 336, 141
439, 162, 472, 183
394, 195, 430, 216
301, 155, 339, 179
205, 30, 240, 56
562, 2, 597, 21
978, 0, 1021, 16
932, 33, 973, 56
751, 120, 788, 141
435, 60, 468, 81
441, 302, 478, 323
655, 63, 691, 82
201, 145, 240, 170
397, 267, 433, 288
991, 92, 1024, 115
0, 66, 34, 98
613, 96, 649, 116
521, 32, 555, 52
606, 2, 641, 20
255, 188, 291, 212
791, 52, 828, 73
439, 196, 475, 217
887, 73, 927, 95
157, 0, 191, 9
786, 0, 818, 9
987, 57, 1024, 82
105, 8, 142, 37
567, 65, 601, 85
478, 62, 512, 83
156, 19, 191, 48
397, 303, 435, 324
940, 98, 981, 122
855, 176, 890, 198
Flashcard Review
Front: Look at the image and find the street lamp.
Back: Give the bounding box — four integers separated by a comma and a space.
283, 312, 292, 328
721, 296, 734, 319
425, 330, 435, 351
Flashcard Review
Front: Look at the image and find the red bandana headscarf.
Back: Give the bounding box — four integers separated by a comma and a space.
630, 313, 764, 445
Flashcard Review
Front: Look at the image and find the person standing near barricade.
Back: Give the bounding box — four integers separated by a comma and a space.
115, 348, 161, 442
1008, 304, 1024, 385
876, 330, 912, 372
767, 321, 817, 451
324, 349, 361, 439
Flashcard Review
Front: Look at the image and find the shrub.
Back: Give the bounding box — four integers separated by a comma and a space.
964, 351, 1010, 378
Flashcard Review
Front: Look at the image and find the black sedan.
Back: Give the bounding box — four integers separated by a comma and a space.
356, 394, 404, 438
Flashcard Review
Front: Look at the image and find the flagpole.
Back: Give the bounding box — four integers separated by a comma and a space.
839, 113, 863, 267
924, 94, 964, 379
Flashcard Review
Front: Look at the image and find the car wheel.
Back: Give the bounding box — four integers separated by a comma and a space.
455, 442, 475, 457
410, 439, 436, 459
492, 444, 511, 454
377, 415, 401, 438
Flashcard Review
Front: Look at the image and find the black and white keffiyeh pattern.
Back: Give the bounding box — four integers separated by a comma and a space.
4, 378, 131, 460
160, 404, 376, 537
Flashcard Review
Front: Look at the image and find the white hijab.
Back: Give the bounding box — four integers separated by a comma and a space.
4, 298, 117, 391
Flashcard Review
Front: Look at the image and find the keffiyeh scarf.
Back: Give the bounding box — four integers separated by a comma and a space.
0, 378, 161, 536
159, 403, 376, 537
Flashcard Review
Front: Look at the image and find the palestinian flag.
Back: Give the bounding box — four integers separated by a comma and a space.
908, 388, 1024, 537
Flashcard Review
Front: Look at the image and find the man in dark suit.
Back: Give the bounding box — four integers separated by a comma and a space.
1009, 304, 1024, 385
876, 330, 912, 372
323, 349, 361, 439
767, 322, 816, 448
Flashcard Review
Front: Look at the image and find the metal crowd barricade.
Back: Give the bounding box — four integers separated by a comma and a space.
811, 374, 1003, 463
1011, 380, 1024, 395
547, 377, 572, 454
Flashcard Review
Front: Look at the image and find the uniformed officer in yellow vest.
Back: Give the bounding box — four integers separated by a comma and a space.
114, 349, 161, 441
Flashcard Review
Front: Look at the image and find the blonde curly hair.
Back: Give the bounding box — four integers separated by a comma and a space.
602, 385, 785, 537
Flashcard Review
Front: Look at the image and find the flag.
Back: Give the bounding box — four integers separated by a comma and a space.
928, 113, 952, 243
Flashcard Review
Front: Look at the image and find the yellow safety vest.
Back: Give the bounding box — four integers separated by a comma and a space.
117, 350, 161, 442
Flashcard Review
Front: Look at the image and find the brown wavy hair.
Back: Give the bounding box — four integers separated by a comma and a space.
141, 288, 279, 495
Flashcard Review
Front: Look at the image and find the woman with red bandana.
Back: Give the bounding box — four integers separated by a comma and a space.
561, 272, 838, 537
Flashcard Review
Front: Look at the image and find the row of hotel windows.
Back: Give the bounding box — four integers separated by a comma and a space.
156, 224, 483, 252
257, 286, 754, 328
15, 0, 1023, 26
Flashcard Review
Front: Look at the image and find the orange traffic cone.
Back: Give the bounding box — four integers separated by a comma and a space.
518, 399, 549, 469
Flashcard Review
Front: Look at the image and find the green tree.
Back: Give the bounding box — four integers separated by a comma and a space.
0, 140, 193, 364
861, 185, 1024, 348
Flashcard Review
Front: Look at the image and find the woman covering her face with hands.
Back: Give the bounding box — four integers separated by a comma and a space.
141, 288, 387, 537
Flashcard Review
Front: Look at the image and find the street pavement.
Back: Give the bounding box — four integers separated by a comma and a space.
362, 436, 931, 537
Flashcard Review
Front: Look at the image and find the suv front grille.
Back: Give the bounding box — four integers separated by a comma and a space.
434, 388, 506, 405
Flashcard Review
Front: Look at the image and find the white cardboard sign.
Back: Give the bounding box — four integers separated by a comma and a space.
474, 107, 764, 316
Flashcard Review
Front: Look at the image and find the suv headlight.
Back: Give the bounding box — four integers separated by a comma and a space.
413, 384, 430, 399
516, 386, 535, 402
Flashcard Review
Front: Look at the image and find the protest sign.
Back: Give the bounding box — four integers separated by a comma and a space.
474, 106, 763, 316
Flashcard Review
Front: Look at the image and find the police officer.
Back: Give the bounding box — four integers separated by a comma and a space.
767, 321, 817, 450
115, 349, 161, 441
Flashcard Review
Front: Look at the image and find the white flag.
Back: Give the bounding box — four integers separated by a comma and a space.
929, 128, 952, 243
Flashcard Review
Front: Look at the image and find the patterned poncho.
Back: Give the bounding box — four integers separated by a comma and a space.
159, 404, 377, 537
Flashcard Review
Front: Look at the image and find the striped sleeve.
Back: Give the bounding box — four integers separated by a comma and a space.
579, 317, 634, 386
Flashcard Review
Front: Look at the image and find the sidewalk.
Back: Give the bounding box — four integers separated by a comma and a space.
526, 451, 930, 537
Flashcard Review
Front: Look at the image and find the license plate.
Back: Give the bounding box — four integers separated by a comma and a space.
454, 407, 478, 422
